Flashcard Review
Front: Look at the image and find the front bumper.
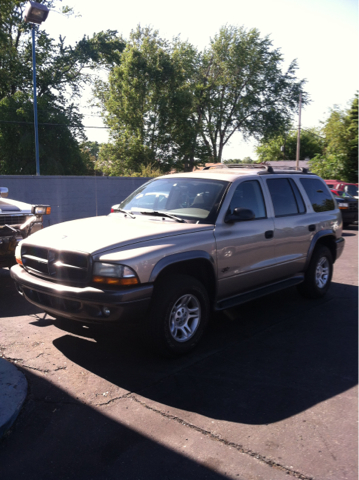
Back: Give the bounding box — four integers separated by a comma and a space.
10, 264, 153, 323
335, 237, 345, 261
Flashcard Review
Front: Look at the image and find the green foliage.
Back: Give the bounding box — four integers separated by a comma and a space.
0, 0, 124, 174
198, 26, 307, 162
95, 27, 209, 175
223, 157, 256, 164
0, 92, 89, 174
255, 128, 324, 162
309, 95, 358, 182
95, 25, 306, 175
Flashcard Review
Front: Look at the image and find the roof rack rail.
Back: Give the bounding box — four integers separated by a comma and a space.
202, 163, 268, 170
201, 164, 311, 174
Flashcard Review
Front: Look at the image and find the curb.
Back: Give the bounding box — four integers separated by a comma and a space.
0, 358, 28, 438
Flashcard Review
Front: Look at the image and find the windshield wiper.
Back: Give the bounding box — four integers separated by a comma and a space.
140, 210, 185, 223
113, 208, 136, 219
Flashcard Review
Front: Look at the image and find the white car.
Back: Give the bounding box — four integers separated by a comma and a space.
0, 187, 50, 268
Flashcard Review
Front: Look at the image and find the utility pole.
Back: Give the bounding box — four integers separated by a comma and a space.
296, 92, 302, 170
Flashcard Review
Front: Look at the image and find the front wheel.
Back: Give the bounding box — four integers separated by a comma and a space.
297, 246, 333, 299
148, 274, 210, 357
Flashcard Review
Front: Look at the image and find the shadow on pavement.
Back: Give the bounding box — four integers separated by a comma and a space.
0, 368, 229, 480
51, 282, 358, 426
0, 268, 42, 318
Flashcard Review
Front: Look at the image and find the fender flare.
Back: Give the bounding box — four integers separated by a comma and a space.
304, 230, 337, 269
149, 250, 216, 283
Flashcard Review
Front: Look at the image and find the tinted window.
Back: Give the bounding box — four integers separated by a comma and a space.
289, 178, 306, 213
267, 178, 305, 216
300, 178, 335, 212
229, 180, 266, 219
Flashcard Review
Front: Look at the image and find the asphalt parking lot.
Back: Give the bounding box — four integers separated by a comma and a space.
0, 226, 357, 480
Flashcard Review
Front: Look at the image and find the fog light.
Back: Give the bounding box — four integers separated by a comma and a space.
102, 307, 111, 317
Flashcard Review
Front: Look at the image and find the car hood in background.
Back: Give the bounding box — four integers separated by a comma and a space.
22, 214, 214, 254
0, 198, 32, 213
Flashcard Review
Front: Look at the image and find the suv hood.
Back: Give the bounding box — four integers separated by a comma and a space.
22, 215, 213, 254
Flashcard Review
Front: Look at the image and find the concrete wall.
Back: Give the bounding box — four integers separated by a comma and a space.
0, 176, 150, 227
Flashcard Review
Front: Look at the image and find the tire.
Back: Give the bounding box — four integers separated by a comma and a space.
297, 246, 333, 299
147, 274, 210, 357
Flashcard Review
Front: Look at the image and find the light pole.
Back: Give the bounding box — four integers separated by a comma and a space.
296, 92, 302, 171
24, 1, 49, 176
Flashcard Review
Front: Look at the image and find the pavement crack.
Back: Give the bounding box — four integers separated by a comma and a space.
94, 392, 132, 406
129, 394, 314, 480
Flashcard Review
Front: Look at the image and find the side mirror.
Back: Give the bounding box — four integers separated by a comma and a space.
0, 187, 9, 198
224, 207, 255, 223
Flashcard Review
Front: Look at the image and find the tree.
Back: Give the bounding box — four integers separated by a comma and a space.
309, 95, 358, 182
198, 26, 307, 163
255, 128, 324, 162
95, 27, 209, 175
0, 0, 125, 174
95, 25, 307, 174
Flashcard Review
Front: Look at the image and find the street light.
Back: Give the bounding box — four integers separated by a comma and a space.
24, 1, 49, 176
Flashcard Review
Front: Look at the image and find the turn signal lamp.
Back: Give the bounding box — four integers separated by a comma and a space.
15, 244, 23, 265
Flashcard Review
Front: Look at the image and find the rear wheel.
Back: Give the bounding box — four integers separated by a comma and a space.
297, 246, 333, 299
148, 274, 210, 357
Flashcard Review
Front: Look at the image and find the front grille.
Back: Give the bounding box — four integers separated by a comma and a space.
22, 245, 91, 285
23, 287, 81, 313
349, 203, 358, 212
0, 215, 27, 226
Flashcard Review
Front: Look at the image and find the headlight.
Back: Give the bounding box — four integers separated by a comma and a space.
31, 205, 51, 215
338, 203, 349, 209
92, 262, 139, 286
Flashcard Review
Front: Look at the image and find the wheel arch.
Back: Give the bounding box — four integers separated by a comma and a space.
305, 231, 337, 269
149, 251, 217, 302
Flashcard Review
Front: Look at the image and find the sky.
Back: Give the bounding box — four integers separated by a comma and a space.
42, 0, 358, 160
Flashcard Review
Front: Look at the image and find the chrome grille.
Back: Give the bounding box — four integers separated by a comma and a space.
0, 215, 27, 226
22, 245, 91, 285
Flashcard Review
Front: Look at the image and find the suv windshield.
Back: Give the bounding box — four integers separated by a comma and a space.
118, 177, 229, 224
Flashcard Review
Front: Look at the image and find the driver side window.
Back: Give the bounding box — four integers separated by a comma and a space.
229, 180, 267, 219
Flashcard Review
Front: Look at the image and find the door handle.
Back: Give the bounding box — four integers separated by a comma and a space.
265, 230, 274, 239
308, 224, 316, 232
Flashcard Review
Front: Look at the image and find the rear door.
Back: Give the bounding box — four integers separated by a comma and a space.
265, 177, 312, 277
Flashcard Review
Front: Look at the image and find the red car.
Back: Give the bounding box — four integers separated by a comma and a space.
324, 180, 358, 199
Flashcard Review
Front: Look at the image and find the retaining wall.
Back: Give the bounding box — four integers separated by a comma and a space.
0, 176, 150, 227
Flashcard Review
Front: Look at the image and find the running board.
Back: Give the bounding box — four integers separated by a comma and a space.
215, 276, 304, 311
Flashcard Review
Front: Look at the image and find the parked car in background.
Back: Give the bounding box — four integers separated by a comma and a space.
333, 194, 358, 228
324, 180, 358, 199
0, 187, 51, 268
335, 183, 359, 199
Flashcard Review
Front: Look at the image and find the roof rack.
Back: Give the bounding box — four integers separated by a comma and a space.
201, 164, 311, 175
202, 163, 267, 170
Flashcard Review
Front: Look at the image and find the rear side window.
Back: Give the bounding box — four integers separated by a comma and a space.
300, 178, 335, 212
267, 178, 306, 217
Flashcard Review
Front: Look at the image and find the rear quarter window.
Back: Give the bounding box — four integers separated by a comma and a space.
300, 178, 335, 212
